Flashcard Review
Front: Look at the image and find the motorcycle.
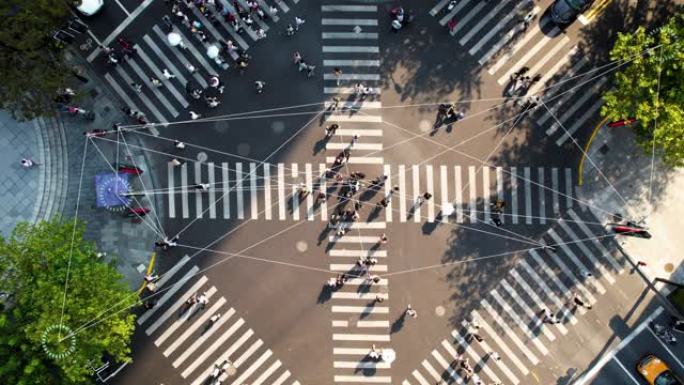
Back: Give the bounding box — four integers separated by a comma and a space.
611, 221, 652, 239
651, 322, 677, 344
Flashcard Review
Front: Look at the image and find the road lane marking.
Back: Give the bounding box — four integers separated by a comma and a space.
538, 167, 546, 224
399, 165, 407, 222
208, 163, 216, 218
263, 164, 272, 220
168, 163, 176, 218
250, 163, 259, 219
222, 163, 230, 218
236, 162, 245, 219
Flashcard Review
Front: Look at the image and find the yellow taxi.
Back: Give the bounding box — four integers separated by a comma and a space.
637, 355, 684, 385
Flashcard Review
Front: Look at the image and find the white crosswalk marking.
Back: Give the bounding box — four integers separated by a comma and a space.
194, 162, 203, 218
181, 163, 189, 218
470, 0, 532, 56
552, 168, 560, 214
557, 219, 615, 285
556, 99, 604, 146
488, 290, 549, 355
236, 163, 245, 219
250, 163, 259, 219
207, 163, 217, 218
458, 0, 508, 45
426, 165, 435, 221
545, 78, 609, 136
496, 166, 504, 224
165, 303, 232, 357
515, 261, 577, 325
509, 268, 571, 332
146, 275, 208, 335
134, 45, 188, 108
319, 163, 328, 220
399, 165, 407, 222
412, 370, 431, 385
489, 17, 552, 75
454, 166, 464, 222
510, 166, 518, 224
482, 166, 491, 221
468, 166, 477, 222
222, 163, 230, 219
263, 164, 272, 220
149, 28, 209, 88
322, 18, 378, 26
528, 250, 586, 315
384, 164, 392, 222
542, 245, 597, 303
168, 162, 176, 218
481, 299, 541, 364
448, 334, 504, 384
499, 279, 555, 341
548, 229, 606, 294
528, 47, 581, 96
252, 360, 282, 385
565, 168, 573, 207
431, 349, 464, 384
127, 57, 179, 116
567, 209, 624, 273
291, 163, 299, 221
278, 163, 285, 220
440, 165, 449, 223
412, 164, 421, 223
524, 167, 532, 224
154, 286, 218, 345
323, 46, 380, 53
324, 59, 381, 67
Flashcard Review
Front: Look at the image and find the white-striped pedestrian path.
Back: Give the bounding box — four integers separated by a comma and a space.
402, 208, 625, 385
102, 0, 297, 129
137, 255, 301, 385
429, 0, 610, 147
163, 162, 577, 225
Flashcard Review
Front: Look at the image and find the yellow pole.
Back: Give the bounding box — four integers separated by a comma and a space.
578, 116, 609, 186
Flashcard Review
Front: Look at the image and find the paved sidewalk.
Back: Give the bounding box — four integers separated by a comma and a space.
577, 121, 684, 289
0, 52, 165, 290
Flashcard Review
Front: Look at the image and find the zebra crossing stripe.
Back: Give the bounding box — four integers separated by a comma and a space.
431, 350, 464, 384
233, 338, 264, 368
508, 268, 570, 333
207, 163, 217, 218
498, 279, 555, 341
399, 165, 407, 222
357, 320, 390, 328
328, 222, 387, 229
334, 361, 391, 369
141, 35, 188, 86
323, 60, 381, 67
421, 360, 444, 383
331, 292, 389, 300
335, 129, 383, 137
324, 73, 381, 81
290, 163, 299, 221
250, 163, 259, 219
179, 164, 190, 219
458, 0, 508, 44
438, 0, 470, 26
412, 369, 430, 385
226, 0, 259, 40
557, 219, 615, 285
329, 249, 387, 257
322, 18, 378, 26
567, 209, 624, 273
330, 264, 387, 272
326, 114, 382, 123
513, 263, 577, 325
470, 0, 533, 56
332, 320, 348, 327
263, 164, 272, 220
278, 164, 285, 220
211, 2, 250, 49
538, 168, 546, 224
496, 166, 504, 224
194, 162, 203, 218
146, 274, 207, 335
488, 290, 549, 355
134, 45, 189, 108
454, 166, 464, 222
236, 163, 245, 219
251, 360, 282, 385
471, 310, 532, 373
171, 27, 219, 73
440, 165, 449, 223
323, 46, 380, 53
536, 58, 591, 125
528, 47, 580, 96
551, 168, 560, 214
221, 163, 230, 218
333, 333, 391, 341
151, 26, 209, 88
327, 142, 382, 150
510, 167, 518, 224
541, 245, 598, 304
524, 167, 532, 224
154, 287, 218, 346
168, 163, 176, 218
332, 306, 389, 314
489, 16, 551, 75
324, 87, 381, 95
548, 229, 606, 294
385, 164, 392, 222
321, 5, 377, 12
255, 0, 278, 22
556, 99, 604, 146
274, 0, 289, 13
323, 32, 379, 39
426, 165, 435, 221
468, 166, 477, 222
334, 347, 374, 355
334, 375, 391, 383
412, 165, 421, 223
319, 163, 328, 220
527, 35, 570, 81
272, 371, 291, 385
497, 30, 558, 85
565, 168, 573, 207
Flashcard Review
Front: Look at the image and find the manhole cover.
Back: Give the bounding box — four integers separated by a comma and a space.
664, 263, 674, 273
599, 144, 610, 154
197, 152, 208, 162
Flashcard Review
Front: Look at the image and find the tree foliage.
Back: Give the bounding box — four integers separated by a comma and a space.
0, 220, 137, 385
0, 0, 71, 120
601, 14, 684, 166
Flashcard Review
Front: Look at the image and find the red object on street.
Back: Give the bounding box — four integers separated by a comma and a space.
637, 261, 647, 266
118, 166, 143, 175
607, 118, 637, 128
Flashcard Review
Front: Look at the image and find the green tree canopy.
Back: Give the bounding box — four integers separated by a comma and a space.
0, 0, 71, 119
0, 220, 137, 385
601, 14, 684, 166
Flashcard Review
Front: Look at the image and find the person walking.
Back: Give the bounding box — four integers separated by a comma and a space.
254, 80, 266, 93
378, 233, 388, 244
131, 82, 143, 92
174, 140, 186, 149
197, 292, 209, 309
190, 111, 201, 120
405, 304, 417, 318
186, 63, 197, 74
293, 51, 302, 64
162, 68, 176, 79
488, 351, 501, 361
542, 308, 560, 324
333, 67, 342, 85
170, 158, 183, 167
571, 292, 592, 309
294, 16, 305, 30
150, 77, 163, 87
208, 312, 222, 326
20, 158, 38, 168
193, 183, 211, 191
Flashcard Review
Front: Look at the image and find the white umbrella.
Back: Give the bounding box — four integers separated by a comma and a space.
207, 45, 219, 59
441, 202, 455, 217
382, 349, 396, 364
167, 32, 181, 46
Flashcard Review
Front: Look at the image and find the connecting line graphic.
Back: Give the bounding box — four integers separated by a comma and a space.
57, 139, 90, 339
537, 98, 636, 219
89, 138, 166, 238
61, 35, 670, 343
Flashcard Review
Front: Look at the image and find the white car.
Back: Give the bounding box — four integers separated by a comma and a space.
75, 0, 104, 16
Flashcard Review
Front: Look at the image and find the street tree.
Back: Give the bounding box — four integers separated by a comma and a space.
0, 0, 71, 120
0, 220, 137, 385
601, 15, 684, 166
